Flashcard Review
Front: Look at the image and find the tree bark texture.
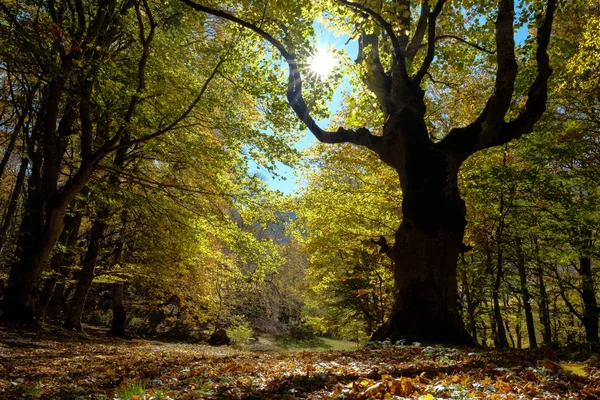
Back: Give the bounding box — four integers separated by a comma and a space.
371, 144, 473, 345
534, 239, 552, 344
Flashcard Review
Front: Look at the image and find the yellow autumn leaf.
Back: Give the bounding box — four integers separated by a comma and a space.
561, 363, 588, 377
421, 394, 435, 400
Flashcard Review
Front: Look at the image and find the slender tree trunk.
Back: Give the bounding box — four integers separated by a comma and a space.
516, 299, 522, 349
48, 282, 74, 321
515, 236, 537, 348
0, 157, 28, 253
461, 254, 478, 344
63, 209, 108, 332
488, 303, 497, 346
371, 147, 473, 345
0, 126, 19, 180
35, 212, 82, 321
62, 133, 129, 332
46, 282, 67, 320
108, 209, 128, 338
505, 316, 515, 348
488, 243, 509, 348
580, 256, 599, 346
534, 239, 552, 344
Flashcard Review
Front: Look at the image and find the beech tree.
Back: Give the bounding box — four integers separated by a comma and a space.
182, 0, 557, 343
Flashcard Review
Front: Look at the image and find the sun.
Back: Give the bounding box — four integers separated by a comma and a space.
308, 46, 337, 81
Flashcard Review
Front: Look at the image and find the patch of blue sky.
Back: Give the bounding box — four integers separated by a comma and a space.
250, 22, 358, 195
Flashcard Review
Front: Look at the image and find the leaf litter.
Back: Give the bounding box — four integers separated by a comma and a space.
0, 324, 598, 399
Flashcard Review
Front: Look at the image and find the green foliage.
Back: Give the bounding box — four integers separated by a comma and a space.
225, 315, 254, 349
115, 382, 145, 400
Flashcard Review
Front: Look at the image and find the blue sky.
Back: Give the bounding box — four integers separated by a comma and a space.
257, 25, 358, 195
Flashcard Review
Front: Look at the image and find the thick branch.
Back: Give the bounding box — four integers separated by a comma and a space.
337, 0, 408, 76
181, 0, 386, 154
356, 33, 392, 116
506, 0, 555, 135
479, 0, 518, 128
405, 1, 429, 60
413, 0, 448, 85
438, 0, 555, 157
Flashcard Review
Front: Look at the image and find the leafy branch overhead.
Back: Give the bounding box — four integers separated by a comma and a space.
183, 0, 556, 165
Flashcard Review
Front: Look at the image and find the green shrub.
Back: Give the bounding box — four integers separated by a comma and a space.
226, 315, 253, 349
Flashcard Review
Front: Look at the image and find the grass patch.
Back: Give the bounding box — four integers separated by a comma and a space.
115, 382, 145, 400
274, 335, 329, 349
272, 335, 360, 351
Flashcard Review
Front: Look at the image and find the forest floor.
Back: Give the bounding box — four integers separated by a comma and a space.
0, 323, 599, 399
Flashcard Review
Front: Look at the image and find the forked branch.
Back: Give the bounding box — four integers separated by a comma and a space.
438, 0, 556, 157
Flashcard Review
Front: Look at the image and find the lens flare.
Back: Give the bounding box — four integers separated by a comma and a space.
308, 46, 337, 81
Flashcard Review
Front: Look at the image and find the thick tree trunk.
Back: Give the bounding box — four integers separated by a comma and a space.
371, 147, 473, 345
107, 283, 127, 338
63, 211, 108, 332
580, 257, 599, 346
515, 236, 537, 348
1, 196, 67, 323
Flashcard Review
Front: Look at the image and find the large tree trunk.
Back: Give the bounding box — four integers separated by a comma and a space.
107, 283, 127, 338
580, 256, 599, 346
371, 146, 473, 345
0, 191, 67, 323
515, 236, 537, 348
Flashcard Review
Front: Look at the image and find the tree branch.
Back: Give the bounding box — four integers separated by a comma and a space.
180, 0, 387, 155
435, 34, 495, 54
336, 0, 408, 75
438, 0, 555, 158
414, 0, 448, 85
356, 33, 393, 116
405, 1, 429, 60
